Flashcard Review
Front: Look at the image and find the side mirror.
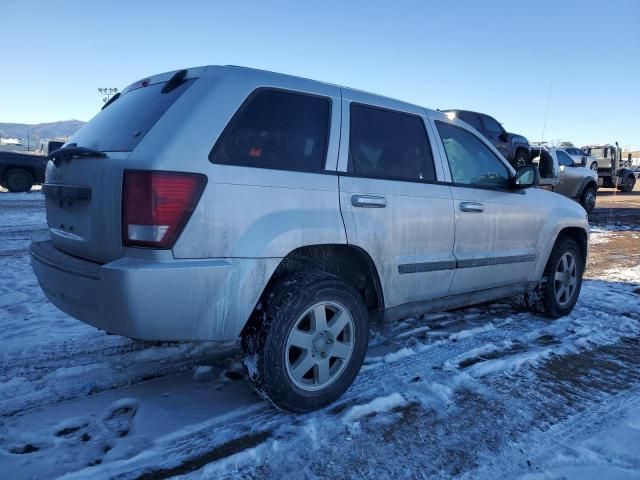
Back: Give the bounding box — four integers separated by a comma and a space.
512, 165, 539, 189
499, 132, 509, 142
581, 156, 587, 167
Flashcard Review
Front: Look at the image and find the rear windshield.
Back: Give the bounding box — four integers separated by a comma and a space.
69, 78, 195, 152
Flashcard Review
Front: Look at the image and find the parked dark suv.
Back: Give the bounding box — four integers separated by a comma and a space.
443, 110, 531, 167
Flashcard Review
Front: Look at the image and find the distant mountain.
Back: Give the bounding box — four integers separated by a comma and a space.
0, 120, 86, 140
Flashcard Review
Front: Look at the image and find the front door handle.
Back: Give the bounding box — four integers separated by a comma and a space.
351, 195, 387, 208
459, 201, 484, 213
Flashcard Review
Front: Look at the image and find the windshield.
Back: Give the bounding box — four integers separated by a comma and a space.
68, 78, 195, 152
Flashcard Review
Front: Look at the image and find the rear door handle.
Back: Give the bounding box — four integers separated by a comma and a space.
351, 195, 387, 208
459, 201, 484, 213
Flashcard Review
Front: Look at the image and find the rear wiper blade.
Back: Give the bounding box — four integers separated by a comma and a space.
49, 145, 107, 166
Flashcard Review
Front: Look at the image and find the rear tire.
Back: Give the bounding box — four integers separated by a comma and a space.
241, 271, 369, 412
537, 238, 584, 319
589, 161, 598, 171
580, 185, 597, 213
4, 169, 34, 192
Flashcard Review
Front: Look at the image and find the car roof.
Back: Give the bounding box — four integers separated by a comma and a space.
129, 65, 443, 117
226, 65, 442, 115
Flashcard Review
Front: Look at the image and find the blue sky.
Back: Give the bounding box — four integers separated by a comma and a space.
1, 0, 639, 148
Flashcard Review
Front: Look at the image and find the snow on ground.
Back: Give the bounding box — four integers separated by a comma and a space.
0, 190, 44, 224
0, 195, 639, 479
589, 231, 612, 245
591, 223, 640, 232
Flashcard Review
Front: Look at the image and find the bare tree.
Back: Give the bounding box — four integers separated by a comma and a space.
98, 87, 119, 104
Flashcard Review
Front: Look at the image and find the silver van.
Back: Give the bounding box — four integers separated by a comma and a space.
31, 66, 589, 412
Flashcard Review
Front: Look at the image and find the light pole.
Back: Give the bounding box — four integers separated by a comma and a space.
98, 87, 119, 104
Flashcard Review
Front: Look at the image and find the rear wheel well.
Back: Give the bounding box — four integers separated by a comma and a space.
262, 244, 384, 312
555, 227, 588, 264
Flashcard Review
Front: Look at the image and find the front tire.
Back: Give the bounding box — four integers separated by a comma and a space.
538, 238, 584, 318
580, 185, 597, 213
589, 161, 598, 171
241, 271, 369, 412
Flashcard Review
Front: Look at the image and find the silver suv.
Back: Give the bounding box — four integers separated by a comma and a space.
31, 66, 589, 412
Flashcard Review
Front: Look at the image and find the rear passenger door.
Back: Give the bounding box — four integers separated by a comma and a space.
338, 92, 455, 308
431, 117, 540, 295
182, 81, 346, 259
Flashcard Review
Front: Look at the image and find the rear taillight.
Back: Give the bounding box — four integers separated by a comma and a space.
122, 170, 206, 249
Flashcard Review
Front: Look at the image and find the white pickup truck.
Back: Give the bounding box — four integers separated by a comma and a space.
583, 143, 639, 193
530, 144, 599, 213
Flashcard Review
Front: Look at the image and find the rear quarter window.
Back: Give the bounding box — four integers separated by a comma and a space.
69, 78, 195, 152
210, 89, 331, 173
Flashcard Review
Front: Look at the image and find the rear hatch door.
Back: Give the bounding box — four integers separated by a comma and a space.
44, 72, 196, 264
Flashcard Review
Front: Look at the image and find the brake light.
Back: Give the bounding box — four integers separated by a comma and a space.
122, 170, 206, 249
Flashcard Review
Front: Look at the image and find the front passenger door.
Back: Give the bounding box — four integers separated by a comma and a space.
555, 149, 581, 198
433, 120, 540, 295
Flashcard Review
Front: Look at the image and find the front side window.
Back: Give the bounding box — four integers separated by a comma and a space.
481, 115, 503, 134
348, 104, 435, 182
436, 121, 511, 188
557, 150, 574, 166
210, 89, 330, 173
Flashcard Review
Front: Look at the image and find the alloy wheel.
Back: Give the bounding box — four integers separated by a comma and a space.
584, 190, 596, 211
285, 301, 355, 391
554, 252, 578, 307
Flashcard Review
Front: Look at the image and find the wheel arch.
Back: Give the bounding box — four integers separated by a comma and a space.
554, 227, 588, 264
250, 244, 384, 321
577, 178, 598, 199
533, 221, 589, 283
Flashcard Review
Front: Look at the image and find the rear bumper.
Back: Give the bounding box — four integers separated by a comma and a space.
30, 241, 279, 341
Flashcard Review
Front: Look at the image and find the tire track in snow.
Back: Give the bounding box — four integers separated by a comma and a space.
57, 282, 640, 479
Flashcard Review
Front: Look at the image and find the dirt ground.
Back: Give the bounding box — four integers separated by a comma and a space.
587, 187, 640, 278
